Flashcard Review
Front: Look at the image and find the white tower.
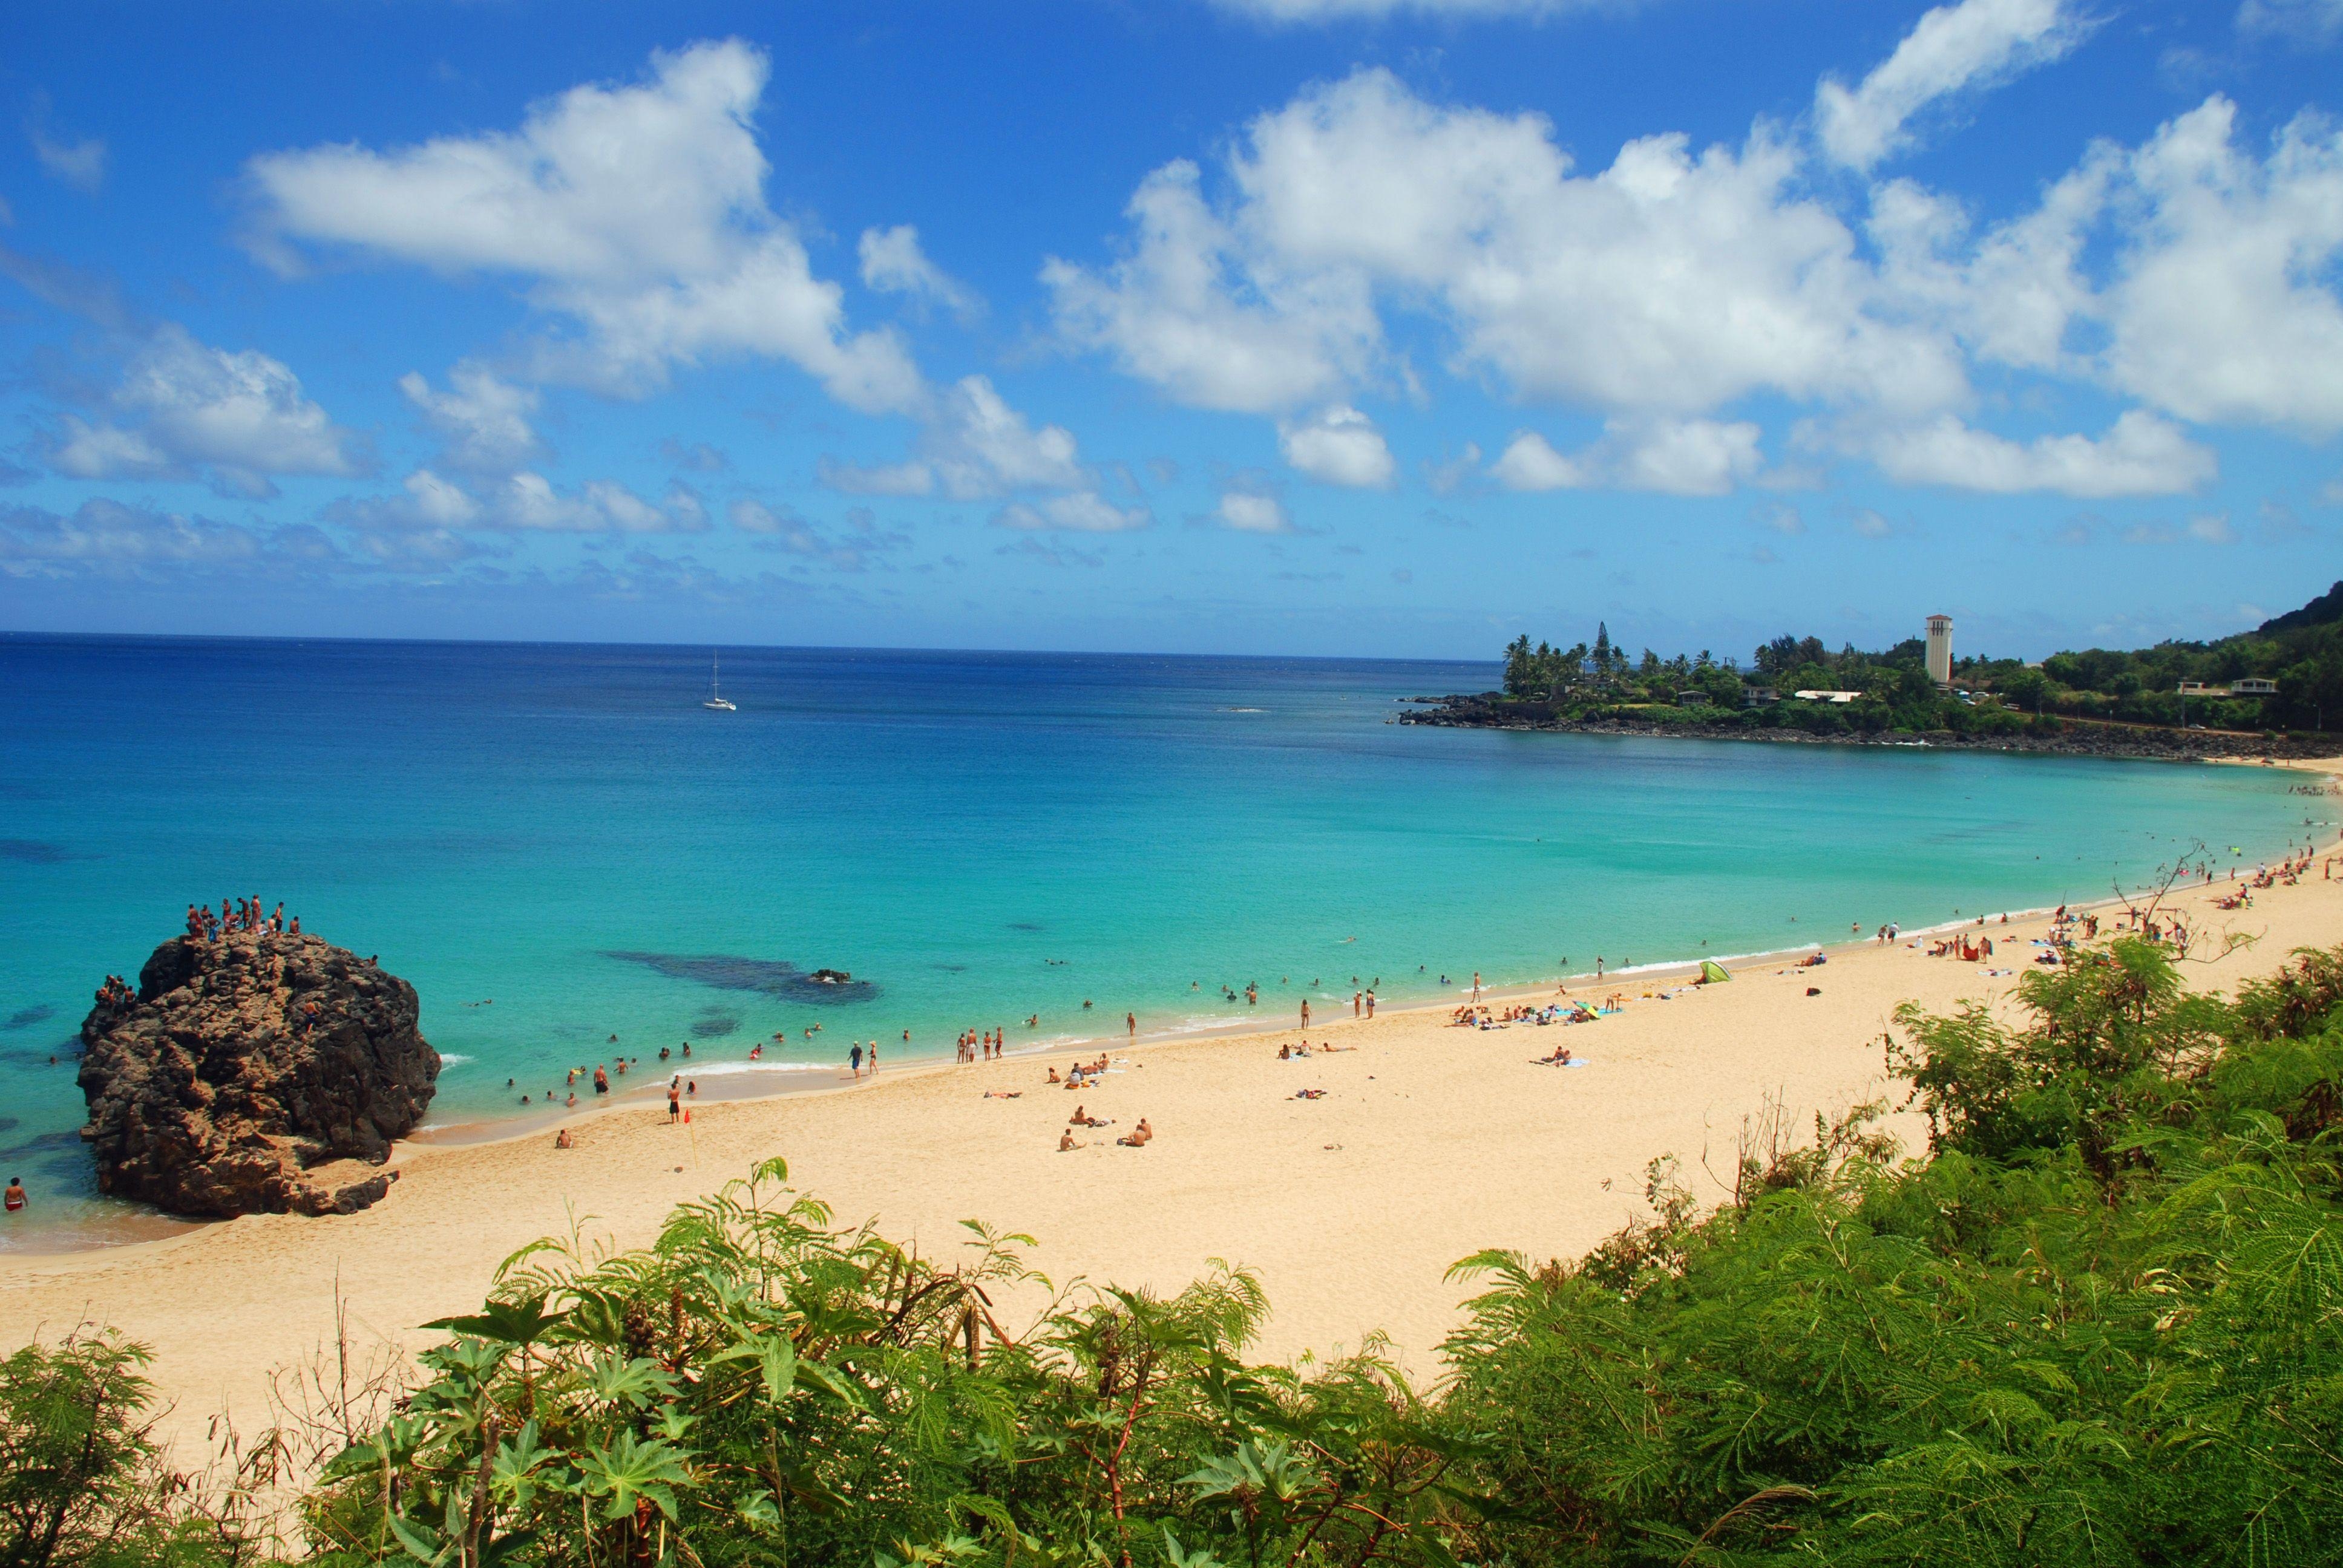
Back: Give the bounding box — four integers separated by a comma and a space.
1925, 613, 1953, 687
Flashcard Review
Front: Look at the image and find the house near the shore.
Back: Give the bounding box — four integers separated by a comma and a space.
1745, 687, 1780, 706
1794, 689, 1863, 704
2180, 678, 2279, 697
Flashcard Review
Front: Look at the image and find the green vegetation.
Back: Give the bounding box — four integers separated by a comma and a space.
17, 936, 2343, 1566
1493, 580, 2343, 735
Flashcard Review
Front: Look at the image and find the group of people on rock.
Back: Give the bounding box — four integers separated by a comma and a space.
185, 897, 297, 942
93, 973, 135, 1009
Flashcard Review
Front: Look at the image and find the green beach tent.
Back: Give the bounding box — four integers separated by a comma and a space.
1699, 960, 1731, 984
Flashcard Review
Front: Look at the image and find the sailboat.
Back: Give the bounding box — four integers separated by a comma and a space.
702, 650, 736, 711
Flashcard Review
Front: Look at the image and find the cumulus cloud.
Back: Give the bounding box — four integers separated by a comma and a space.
1857, 410, 2218, 497
822, 375, 1085, 499
338, 469, 707, 534
50, 325, 365, 495
858, 224, 981, 319
1216, 491, 1293, 532
1490, 431, 1589, 491
246, 41, 922, 409
1493, 418, 1763, 494
1815, 0, 2088, 172
994, 492, 1152, 532
2097, 99, 2343, 435
1050, 69, 1965, 425
1043, 158, 1377, 413
399, 364, 542, 473
1279, 404, 1395, 486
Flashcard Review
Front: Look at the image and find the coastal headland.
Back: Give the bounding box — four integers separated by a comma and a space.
1401, 696, 2343, 761
4, 769, 2338, 1460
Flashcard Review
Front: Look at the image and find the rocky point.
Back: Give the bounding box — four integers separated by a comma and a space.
77, 930, 439, 1218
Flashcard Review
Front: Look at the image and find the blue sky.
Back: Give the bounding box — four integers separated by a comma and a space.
2, 0, 2339, 661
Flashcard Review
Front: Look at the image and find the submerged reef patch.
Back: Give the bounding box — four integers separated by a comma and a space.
603, 952, 880, 1005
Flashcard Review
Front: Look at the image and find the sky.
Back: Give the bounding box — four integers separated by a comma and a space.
1, 0, 2340, 662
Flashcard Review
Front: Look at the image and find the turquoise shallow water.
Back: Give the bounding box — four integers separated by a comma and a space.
0, 633, 2320, 1247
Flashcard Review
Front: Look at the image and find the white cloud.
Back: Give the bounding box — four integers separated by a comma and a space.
858, 224, 980, 319
994, 492, 1152, 532
398, 364, 542, 473
247, 41, 922, 409
1279, 404, 1395, 486
1424, 441, 1482, 494
398, 468, 482, 529
1216, 492, 1293, 532
50, 418, 174, 482
1054, 69, 1965, 422
823, 375, 1086, 500
1492, 417, 1762, 494
344, 470, 706, 534
1043, 159, 1377, 414
2238, 0, 2343, 44
2189, 511, 2238, 543
52, 326, 365, 492
1859, 410, 2217, 497
28, 110, 106, 192
1612, 418, 1764, 495
1815, 0, 2088, 172
1491, 431, 1589, 491
2098, 99, 2343, 435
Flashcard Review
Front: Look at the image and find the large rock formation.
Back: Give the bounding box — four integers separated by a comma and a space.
77, 931, 439, 1218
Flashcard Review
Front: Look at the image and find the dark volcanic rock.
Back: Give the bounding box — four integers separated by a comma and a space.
76, 932, 439, 1218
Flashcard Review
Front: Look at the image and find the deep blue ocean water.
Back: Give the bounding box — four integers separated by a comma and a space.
0, 634, 2319, 1246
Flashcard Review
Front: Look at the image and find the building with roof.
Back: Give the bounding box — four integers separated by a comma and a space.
1925, 613, 1953, 688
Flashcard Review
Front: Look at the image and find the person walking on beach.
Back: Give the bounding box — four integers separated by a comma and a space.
850, 1042, 863, 1078
1127, 1011, 1136, 1039
1472, 972, 1482, 1001
1300, 998, 1311, 1028
668, 1082, 681, 1122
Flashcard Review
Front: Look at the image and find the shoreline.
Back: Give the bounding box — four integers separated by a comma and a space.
4, 793, 2338, 1459
15, 761, 2337, 1258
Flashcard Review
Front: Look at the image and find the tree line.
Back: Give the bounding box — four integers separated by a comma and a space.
1498, 584, 2343, 735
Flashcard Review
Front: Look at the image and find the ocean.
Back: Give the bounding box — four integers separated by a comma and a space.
0, 633, 2319, 1248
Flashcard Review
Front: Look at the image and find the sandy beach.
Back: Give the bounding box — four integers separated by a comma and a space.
5, 771, 2338, 1457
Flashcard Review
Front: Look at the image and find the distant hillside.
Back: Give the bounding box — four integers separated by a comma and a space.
2261, 580, 2343, 636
